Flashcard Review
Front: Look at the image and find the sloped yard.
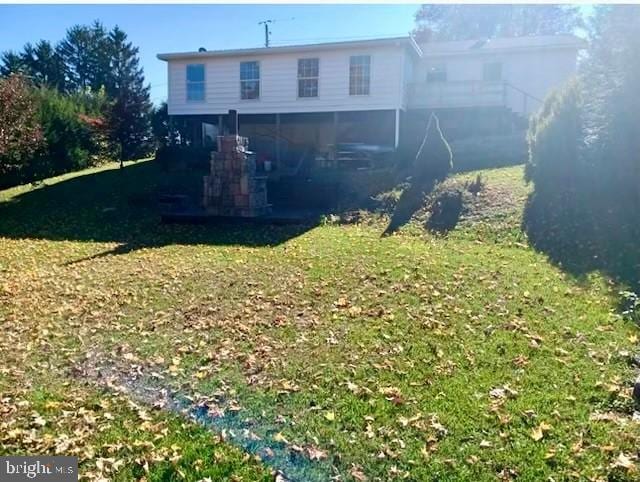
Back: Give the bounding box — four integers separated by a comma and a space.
1, 161, 639, 481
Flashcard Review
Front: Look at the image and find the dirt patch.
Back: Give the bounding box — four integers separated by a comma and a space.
73, 350, 336, 482
462, 182, 519, 222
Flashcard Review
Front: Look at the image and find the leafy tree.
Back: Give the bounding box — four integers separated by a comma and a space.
413, 5, 583, 41
1, 21, 156, 186
32, 87, 105, 179
105, 26, 153, 165
0, 75, 43, 186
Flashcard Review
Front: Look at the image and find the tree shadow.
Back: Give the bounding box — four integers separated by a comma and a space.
0, 161, 317, 262
522, 192, 640, 292
425, 188, 464, 235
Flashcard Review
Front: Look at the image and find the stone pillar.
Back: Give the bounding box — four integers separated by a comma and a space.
202, 132, 270, 218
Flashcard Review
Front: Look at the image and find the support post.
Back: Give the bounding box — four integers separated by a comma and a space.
227, 109, 238, 135
275, 113, 281, 169
332, 111, 339, 159
218, 114, 224, 136
394, 109, 401, 149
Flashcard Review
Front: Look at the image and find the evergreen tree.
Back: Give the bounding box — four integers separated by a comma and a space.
56, 21, 110, 93
106, 26, 152, 164
20, 41, 66, 91
524, 5, 640, 286
0, 51, 27, 77
151, 102, 171, 148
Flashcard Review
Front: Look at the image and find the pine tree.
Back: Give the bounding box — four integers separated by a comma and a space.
20, 40, 66, 91
57, 21, 110, 93
0, 51, 27, 77
106, 26, 152, 164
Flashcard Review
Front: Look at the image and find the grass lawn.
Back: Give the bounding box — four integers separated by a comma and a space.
1, 160, 639, 481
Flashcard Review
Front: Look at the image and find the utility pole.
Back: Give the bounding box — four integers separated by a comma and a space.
258, 20, 273, 48
258, 18, 295, 48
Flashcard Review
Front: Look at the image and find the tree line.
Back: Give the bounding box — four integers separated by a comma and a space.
0, 21, 153, 188
412, 4, 583, 41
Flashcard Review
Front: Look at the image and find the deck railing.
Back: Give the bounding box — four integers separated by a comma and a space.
408, 80, 505, 109
407, 80, 544, 114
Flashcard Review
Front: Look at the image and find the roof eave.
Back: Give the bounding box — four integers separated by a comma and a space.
422, 41, 586, 58
157, 36, 417, 62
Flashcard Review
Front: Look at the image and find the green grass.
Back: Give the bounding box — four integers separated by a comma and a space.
1, 160, 639, 481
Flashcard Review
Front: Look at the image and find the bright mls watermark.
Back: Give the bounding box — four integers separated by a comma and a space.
0, 457, 77, 481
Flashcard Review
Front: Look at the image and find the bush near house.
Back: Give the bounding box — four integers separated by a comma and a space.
384, 113, 453, 235
524, 5, 640, 287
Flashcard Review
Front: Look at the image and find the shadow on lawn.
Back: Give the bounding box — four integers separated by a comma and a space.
0, 160, 317, 261
523, 192, 640, 293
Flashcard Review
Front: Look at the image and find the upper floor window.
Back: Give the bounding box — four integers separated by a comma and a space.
483, 62, 502, 81
426, 63, 447, 82
349, 55, 370, 96
186, 64, 205, 101
240, 61, 260, 100
298, 58, 319, 98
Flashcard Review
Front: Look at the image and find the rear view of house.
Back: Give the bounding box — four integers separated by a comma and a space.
157, 34, 584, 169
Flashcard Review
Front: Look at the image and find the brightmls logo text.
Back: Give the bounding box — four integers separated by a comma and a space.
0, 457, 77, 481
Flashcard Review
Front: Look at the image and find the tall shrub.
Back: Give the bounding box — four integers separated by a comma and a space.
524, 5, 640, 285
384, 113, 453, 235
524, 80, 589, 258
414, 113, 453, 184
30, 87, 105, 181
0, 75, 43, 187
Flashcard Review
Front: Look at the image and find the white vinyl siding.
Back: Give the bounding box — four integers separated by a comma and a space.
298, 58, 319, 98
166, 46, 405, 115
413, 48, 579, 115
186, 64, 205, 101
349, 55, 370, 95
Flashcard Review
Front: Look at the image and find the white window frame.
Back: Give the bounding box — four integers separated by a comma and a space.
349, 55, 371, 96
426, 63, 447, 83
483, 61, 503, 82
297, 58, 319, 98
186, 64, 205, 102
240, 60, 260, 100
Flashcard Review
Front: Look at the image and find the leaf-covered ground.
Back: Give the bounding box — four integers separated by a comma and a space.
1, 161, 639, 481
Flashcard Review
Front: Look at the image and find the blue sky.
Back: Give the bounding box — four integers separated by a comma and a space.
0, 4, 418, 105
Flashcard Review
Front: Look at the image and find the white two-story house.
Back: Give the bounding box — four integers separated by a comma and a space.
157, 34, 584, 168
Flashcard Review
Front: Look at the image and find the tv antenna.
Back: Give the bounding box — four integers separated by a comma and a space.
258, 17, 295, 47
